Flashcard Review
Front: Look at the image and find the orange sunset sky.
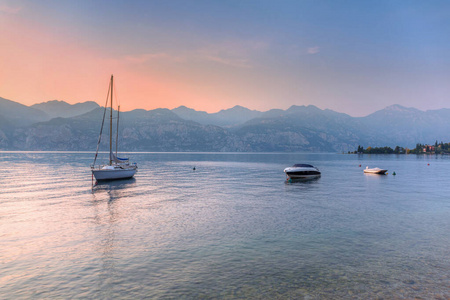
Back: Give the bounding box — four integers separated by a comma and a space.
1, 1, 450, 116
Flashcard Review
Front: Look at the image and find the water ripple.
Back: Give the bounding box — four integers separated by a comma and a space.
0, 152, 449, 299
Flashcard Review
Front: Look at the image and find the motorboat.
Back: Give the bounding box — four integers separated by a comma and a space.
363, 166, 387, 174
284, 164, 321, 179
91, 75, 137, 182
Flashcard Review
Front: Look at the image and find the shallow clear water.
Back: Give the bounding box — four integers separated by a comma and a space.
1, 152, 449, 299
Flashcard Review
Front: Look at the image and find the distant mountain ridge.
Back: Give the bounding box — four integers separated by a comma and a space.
172, 105, 263, 127
31, 100, 99, 118
0, 97, 49, 127
1, 97, 450, 152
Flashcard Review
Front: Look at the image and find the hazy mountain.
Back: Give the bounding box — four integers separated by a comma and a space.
172, 105, 263, 127
359, 104, 450, 147
172, 106, 213, 125
232, 105, 361, 152
260, 108, 286, 119
118, 109, 234, 152
0, 99, 98, 150
9, 107, 236, 152
31, 100, 99, 118
2, 97, 450, 152
0, 97, 49, 126
211, 105, 263, 127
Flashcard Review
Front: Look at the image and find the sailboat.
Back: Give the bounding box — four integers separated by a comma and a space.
91, 75, 137, 181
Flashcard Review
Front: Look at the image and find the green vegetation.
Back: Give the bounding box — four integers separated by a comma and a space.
350, 141, 450, 154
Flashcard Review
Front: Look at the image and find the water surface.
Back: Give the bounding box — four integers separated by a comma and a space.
1, 152, 449, 299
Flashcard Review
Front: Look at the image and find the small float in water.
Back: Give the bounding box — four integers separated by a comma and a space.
363, 166, 387, 175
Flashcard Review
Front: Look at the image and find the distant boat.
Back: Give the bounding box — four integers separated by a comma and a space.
284, 164, 321, 179
91, 75, 137, 181
363, 166, 387, 174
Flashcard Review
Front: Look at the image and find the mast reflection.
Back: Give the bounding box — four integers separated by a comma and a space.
90, 178, 136, 290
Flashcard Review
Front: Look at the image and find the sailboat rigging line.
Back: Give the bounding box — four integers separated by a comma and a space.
116, 105, 120, 156
113, 77, 120, 107
113, 76, 120, 156
92, 78, 112, 167
109, 75, 113, 165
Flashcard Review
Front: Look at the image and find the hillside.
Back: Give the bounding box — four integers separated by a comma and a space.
1, 98, 450, 152
31, 100, 99, 118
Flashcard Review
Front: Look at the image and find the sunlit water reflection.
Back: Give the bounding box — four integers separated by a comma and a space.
0, 152, 449, 299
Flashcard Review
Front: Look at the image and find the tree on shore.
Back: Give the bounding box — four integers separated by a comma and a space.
354, 142, 450, 154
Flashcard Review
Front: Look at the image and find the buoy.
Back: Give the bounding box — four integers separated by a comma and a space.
359, 164, 361, 167
427, 163, 430, 166
393, 172, 396, 176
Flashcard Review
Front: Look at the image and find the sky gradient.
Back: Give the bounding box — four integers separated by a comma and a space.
1, 0, 450, 116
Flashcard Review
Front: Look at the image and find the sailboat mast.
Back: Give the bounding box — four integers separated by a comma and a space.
109, 75, 113, 165
116, 105, 120, 156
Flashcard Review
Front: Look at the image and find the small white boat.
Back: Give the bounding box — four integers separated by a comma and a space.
363, 166, 387, 174
91, 75, 137, 182
284, 164, 321, 179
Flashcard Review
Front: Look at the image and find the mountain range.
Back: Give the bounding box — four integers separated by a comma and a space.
1, 96, 449, 152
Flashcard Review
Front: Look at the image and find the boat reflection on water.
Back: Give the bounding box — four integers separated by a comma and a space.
93, 177, 136, 189
285, 176, 321, 184
92, 178, 136, 201
90, 178, 137, 284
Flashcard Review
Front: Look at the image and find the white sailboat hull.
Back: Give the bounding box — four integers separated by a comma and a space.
92, 168, 137, 181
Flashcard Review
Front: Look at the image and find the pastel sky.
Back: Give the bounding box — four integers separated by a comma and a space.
1, 0, 450, 116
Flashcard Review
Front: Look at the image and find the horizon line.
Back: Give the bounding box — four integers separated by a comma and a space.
3, 96, 449, 118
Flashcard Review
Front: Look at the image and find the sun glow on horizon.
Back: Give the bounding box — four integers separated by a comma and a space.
1, 1, 450, 116
0, 12, 284, 114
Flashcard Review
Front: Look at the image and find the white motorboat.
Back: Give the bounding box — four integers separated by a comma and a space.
363, 166, 387, 174
284, 164, 321, 179
91, 75, 137, 181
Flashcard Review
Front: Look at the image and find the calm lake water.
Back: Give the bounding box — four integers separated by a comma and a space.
1, 152, 449, 299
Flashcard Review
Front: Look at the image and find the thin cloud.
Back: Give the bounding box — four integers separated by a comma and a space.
307, 46, 320, 54
124, 53, 184, 64
125, 50, 253, 68
201, 39, 268, 57
0, 4, 22, 14
205, 55, 252, 68
198, 39, 268, 69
